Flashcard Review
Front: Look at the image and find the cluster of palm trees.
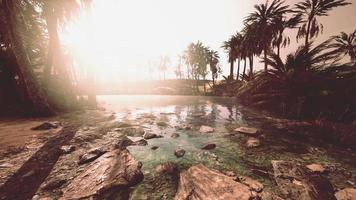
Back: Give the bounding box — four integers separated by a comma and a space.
182, 41, 220, 92
223, 0, 351, 81
0, 0, 92, 115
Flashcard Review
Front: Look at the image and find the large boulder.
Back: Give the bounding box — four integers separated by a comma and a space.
335, 188, 356, 200
175, 164, 252, 200
272, 160, 336, 200
62, 149, 143, 200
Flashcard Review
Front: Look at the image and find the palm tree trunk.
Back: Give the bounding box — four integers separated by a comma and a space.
264, 47, 268, 71
229, 61, 234, 80
242, 59, 247, 80
249, 56, 253, 75
237, 59, 240, 81
4, 0, 53, 116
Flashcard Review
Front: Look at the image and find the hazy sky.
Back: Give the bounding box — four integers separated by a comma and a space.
64, 0, 356, 82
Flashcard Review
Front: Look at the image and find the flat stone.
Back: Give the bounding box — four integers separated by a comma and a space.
246, 138, 261, 148
234, 127, 259, 135
306, 163, 326, 173
201, 143, 216, 150
78, 147, 107, 165
199, 126, 214, 133
62, 150, 143, 200
174, 148, 185, 158
175, 164, 252, 200
236, 176, 264, 192
335, 188, 356, 200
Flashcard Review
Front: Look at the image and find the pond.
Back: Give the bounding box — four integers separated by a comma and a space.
97, 95, 356, 199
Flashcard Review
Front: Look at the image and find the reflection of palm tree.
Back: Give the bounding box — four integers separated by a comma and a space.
328, 30, 356, 62
295, 0, 350, 49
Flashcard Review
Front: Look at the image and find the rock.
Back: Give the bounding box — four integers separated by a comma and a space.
151, 146, 159, 150
0, 163, 13, 168
171, 133, 180, 138
60, 145, 76, 154
236, 176, 264, 192
335, 188, 356, 200
199, 125, 214, 133
121, 127, 145, 137
258, 191, 285, 200
43, 179, 67, 191
306, 163, 326, 173
62, 149, 143, 199
175, 164, 252, 200
174, 148, 185, 158
272, 160, 336, 200
246, 138, 261, 148
133, 139, 148, 146
225, 171, 236, 177
143, 132, 161, 140
234, 127, 259, 136
115, 136, 148, 149
31, 122, 60, 130
175, 124, 192, 130
201, 143, 216, 150
156, 162, 177, 174
78, 147, 107, 165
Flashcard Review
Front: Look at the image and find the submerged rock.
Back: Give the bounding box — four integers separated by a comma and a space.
143, 132, 162, 140
31, 122, 60, 130
272, 160, 336, 200
78, 147, 107, 165
151, 146, 159, 150
175, 164, 252, 200
201, 143, 216, 150
234, 127, 259, 136
62, 149, 143, 199
121, 127, 145, 137
115, 136, 148, 149
175, 124, 192, 130
174, 148, 185, 158
199, 126, 214, 133
171, 133, 180, 138
335, 188, 356, 200
156, 162, 178, 174
156, 121, 169, 127
246, 138, 261, 148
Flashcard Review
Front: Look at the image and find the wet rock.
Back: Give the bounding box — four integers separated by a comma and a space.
143, 132, 162, 140
156, 162, 177, 174
133, 139, 148, 146
43, 178, 67, 191
60, 145, 76, 154
335, 188, 356, 200
306, 163, 326, 173
175, 124, 192, 130
174, 148, 185, 158
116, 122, 133, 128
151, 146, 159, 150
62, 149, 143, 199
234, 127, 259, 136
246, 138, 261, 148
78, 147, 107, 165
199, 125, 214, 133
171, 133, 180, 138
201, 143, 216, 150
258, 191, 284, 200
175, 164, 252, 200
115, 136, 134, 149
157, 121, 168, 127
272, 160, 336, 200
31, 122, 60, 130
235, 176, 263, 192
121, 127, 145, 137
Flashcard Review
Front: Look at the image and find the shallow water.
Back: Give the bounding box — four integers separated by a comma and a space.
98, 95, 356, 199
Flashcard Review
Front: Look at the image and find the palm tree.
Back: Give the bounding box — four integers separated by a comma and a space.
272, 14, 302, 57
222, 34, 239, 80
295, 0, 351, 48
328, 30, 356, 62
159, 56, 170, 80
244, 0, 290, 71
207, 49, 220, 86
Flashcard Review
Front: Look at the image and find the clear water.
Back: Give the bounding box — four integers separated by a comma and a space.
97, 95, 356, 200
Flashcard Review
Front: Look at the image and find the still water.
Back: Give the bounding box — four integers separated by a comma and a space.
97, 95, 356, 199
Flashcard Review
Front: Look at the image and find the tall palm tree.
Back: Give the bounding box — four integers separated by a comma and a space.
244, 0, 290, 71
222, 34, 239, 80
272, 14, 302, 57
295, 0, 351, 48
328, 30, 356, 62
207, 49, 220, 86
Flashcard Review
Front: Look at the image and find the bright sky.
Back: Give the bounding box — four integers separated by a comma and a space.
62, 0, 355, 82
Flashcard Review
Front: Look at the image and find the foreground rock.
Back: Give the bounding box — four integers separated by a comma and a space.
234, 126, 259, 136
174, 148, 186, 158
201, 143, 216, 150
78, 147, 108, 165
62, 149, 143, 199
143, 132, 162, 140
335, 188, 356, 200
306, 163, 326, 173
199, 126, 214, 133
31, 122, 60, 130
246, 138, 261, 148
272, 160, 336, 200
175, 164, 252, 200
